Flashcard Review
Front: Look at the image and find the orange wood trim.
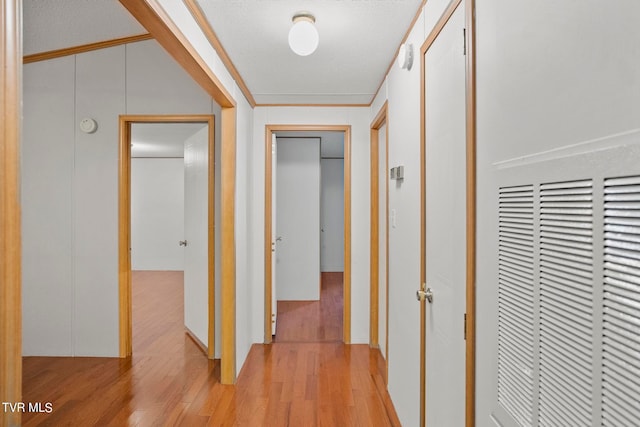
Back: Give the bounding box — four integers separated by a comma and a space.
343, 127, 352, 344
370, 128, 380, 347
23, 33, 153, 64
369, 101, 388, 348
118, 115, 216, 361
208, 116, 216, 360
183, 0, 257, 108
264, 125, 352, 344
264, 127, 273, 344
186, 328, 208, 356
1, 0, 23, 424
420, 0, 463, 55
419, 1, 467, 425
221, 107, 237, 384
118, 117, 133, 358
384, 116, 390, 382
370, 0, 428, 105
256, 103, 371, 108
464, 0, 477, 425
118, 0, 235, 108
419, 31, 427, 427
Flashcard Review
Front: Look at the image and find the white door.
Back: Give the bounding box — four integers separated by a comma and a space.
271, 133, 277, 335
183, 127, 209, 346
424, 4, 467, 426
320, 158, 344, 272
276, 137, 321, 301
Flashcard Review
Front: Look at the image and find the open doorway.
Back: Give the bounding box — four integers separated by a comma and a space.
264, 125, 352, 344
119, 115, 217, 360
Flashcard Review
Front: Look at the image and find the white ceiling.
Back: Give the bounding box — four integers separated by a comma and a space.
23, 0, 146, 56
195, 0, 422, 104
131, 123, 208, 158
22, 0, 422, 105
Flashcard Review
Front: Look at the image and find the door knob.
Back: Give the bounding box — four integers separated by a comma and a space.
416, 287, 434, 303
179, 240, 188, 247
276, 236, 283, 242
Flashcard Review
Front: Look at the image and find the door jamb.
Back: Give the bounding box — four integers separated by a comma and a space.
118, 114, 216, 360
264, 124, 352, 344
370, 102, 390, 383
419, 0, 476, 426
1, 1, 22, 425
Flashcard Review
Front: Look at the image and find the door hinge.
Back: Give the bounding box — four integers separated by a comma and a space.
463, 28, 467, 56
464, 313, 467, 340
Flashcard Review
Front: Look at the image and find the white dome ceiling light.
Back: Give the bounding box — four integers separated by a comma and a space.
288, 13, 319, 56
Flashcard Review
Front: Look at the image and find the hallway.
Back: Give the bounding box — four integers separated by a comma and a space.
22, 271, 399, 426
274, 272, 343, 342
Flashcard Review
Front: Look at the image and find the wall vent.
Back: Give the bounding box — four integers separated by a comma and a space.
497, 184, 535, 427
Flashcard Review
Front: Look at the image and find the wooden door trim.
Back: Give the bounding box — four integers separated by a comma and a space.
370, 102, 390, 383
264, 125, 352, 344
118, 0, 238, 384
118, 115, 216, 360
1, 0, 22, 425
419, 0, 476, 426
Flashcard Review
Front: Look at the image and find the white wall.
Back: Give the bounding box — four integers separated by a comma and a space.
250, 107, 370, 345
475, 1, 640, 425
320, 158, 345, 272
367, 0, 467, 424
131, 158, 185, 271
155, 0, 255, 373
22, 39, 220, 357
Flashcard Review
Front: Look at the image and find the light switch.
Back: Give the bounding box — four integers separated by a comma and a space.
391, 209, 397, 228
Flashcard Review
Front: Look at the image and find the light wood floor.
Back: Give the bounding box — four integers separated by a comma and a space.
274, 272, 343, 342
22, 271, 400, 426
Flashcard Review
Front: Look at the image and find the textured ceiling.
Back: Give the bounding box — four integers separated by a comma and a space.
23, 0, 422, 105
195, 0, 423, 104
131, 123, 208, 158
23, 0, 146, 55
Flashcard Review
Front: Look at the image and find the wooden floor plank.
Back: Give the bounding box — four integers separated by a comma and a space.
22, 270, 399, 426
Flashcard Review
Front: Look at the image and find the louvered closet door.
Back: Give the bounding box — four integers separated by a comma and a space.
491, 146, 640, 427
497, 185, 534, 426
602, 176, 640, 426
539, 180, 594, 426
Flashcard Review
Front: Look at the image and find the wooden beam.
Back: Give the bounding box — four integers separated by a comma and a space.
119, 0, 235, 108
23, 33, 153, 64
183, 0, 256, 108
0, 0, 22, 426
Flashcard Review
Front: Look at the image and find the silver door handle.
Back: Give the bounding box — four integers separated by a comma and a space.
179, 240, 188, 247
416, 287, 434, 303
276, 236, 283, 242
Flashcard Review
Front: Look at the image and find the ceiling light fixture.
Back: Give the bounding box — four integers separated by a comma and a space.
288, 13, 319, 56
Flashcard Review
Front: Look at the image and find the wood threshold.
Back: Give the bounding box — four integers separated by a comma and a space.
118, 115, 216, 364
264, 125, 352, 345
419, 1, 473, 426
1, 1, 22, 425
23, 33, 153, 64
183, 0, 256, 108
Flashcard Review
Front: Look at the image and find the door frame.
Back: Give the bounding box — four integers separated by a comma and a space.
264, 124, 352, 344
118, 114, 216, 360
370, 102, 390, 382
419, 0, 476, 426
1, 1, 22, 425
